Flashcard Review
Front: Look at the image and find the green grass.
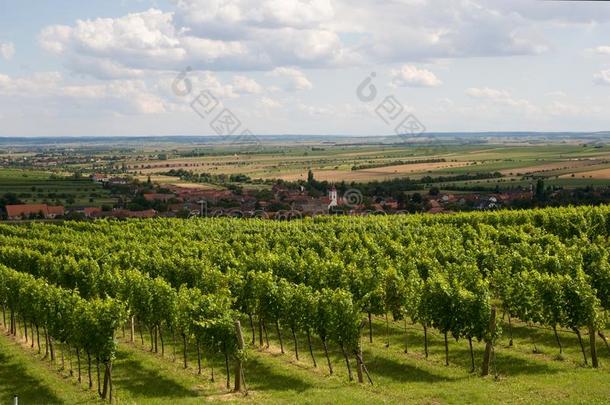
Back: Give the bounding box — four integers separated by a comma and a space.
0, 332, 98, 404
2, 315, 610, 404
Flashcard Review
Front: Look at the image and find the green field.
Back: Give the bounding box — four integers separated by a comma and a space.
0, 169, 117, 207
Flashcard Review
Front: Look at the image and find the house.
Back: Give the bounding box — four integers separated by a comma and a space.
381, 198, 399, 210
103, 208, 157, 218
5, 204, 65, 220
143, 193, 177, 202
83, 207, 103, 218
127, 209, 157, 218
46, 205, 65, 218
292, 197, 329, 215
476, 196, 500, 210
91, 173, 108, 183
439, 194, 457, 204
108, 177, 128, 185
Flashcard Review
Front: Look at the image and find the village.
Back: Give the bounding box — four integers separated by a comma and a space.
2, 171, 541, 220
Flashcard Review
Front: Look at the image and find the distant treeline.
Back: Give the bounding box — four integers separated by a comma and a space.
351, 158, 446, 171
161, 169, 251, 184
336, 172, 504, 197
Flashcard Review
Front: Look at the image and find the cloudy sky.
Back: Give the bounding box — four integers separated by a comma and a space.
1, 0, 610, 136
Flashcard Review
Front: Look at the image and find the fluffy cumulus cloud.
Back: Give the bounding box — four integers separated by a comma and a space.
331, 0, 549, 63
39, 9, 190, 75
0, 71, 169, 115
481, 0, 610, 24
259, 96, 282, 109
231, 75, 263, 94
587, 46, 610, 55
390, 65, 441, 88
0, 42, 15, 60
466, 87, 511, 99
466, 87, 536, 113
172, 0, 335, 32
38, 3, 349, 77
269, 67, 312, 91
9, 0, 610, 132
39, 0, 583, 79
0, 72, 64, 96
593, 70, 610, 86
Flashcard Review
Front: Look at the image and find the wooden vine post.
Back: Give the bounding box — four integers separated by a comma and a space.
356, 345, 364, 384
481, 306, 496, 377
234, 320, 246, 393
589, 324, 598, 369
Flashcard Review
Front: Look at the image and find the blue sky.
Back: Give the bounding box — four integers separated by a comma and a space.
1, 0, 610, 136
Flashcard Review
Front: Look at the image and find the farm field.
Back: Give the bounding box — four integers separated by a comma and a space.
0, 169, 117, 208
1, 206, 610, 404
5, 142, 610, 200
560, 167, 610, 180
274, 161, 471, 182
134, 174, 224, 190
124, 143, 610, 189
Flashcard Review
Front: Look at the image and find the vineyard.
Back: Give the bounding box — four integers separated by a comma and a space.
1, 206, 610, 403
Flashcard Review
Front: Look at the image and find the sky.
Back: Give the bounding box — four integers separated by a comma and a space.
1, 0, 610, 136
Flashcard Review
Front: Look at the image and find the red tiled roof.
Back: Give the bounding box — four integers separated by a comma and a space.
113, 209, 157, 218
6, 204, 48, 218
83, 207, 102, 217
129, 209, 157, 218
5, 204, 64, 219
143, 193, 176, 202
47, 205, 65, 216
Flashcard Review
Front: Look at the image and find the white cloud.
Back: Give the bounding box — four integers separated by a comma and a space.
594, 69, 610, 85
269, 67, 312, 91
37, 0, 578, 79
484, 0, 610, 24
172, 0, 335, 32
0, 71, 169, 115
545, 101, 591, 117
390, 65, 441, 88
587, 46, 610, 55
40, 10, 182, 59
332, 0, 548, 63
0, 72, 62, 96
39, 9, 260, 77
0, 42, 15, 60
466, 87, 536, 112
39, 10, 187, 74
8, 0, 610, 135
298, 102, 334, 117
39, 5, 349, 77
259, 96, 282, 109
69, 57, 146, 80
231, 75, 263, 94
466, 87, 511, 99
155, 70, 236, 100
